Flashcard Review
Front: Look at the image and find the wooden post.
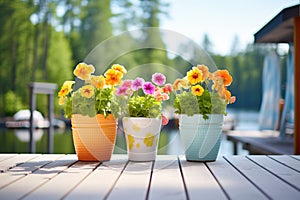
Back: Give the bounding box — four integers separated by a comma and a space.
294, 17, 300, 154
29, 82, 57, 153
29, 85, 36, 153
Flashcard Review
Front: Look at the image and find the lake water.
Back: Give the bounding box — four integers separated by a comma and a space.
0, 109, 259, 156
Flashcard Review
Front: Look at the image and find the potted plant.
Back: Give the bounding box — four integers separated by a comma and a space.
58, 62, 127, 161
173, 64, 236, 161
113, 73, 172, 161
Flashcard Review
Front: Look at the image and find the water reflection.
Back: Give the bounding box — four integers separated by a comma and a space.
14, 129, 44, 142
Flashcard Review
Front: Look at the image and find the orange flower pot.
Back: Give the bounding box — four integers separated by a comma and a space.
71, 114, 117, 161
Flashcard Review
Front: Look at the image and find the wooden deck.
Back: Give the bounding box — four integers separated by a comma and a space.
1, 154, 300, 199
226, 130, 294, 155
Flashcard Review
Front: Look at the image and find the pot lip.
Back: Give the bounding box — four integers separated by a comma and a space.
179, 114, 224, 117
123, 117, 161, 120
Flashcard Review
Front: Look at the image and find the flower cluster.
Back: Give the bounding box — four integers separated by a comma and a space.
113, 73, 172, 124
58, 62, 127, 118
173, 64, 236, 119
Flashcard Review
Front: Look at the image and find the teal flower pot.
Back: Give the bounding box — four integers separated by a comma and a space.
179, 114, 223, 162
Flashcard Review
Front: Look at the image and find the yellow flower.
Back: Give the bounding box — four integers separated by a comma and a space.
144, 133, 155, 147
73, 63, 95, 80
105, 69, 123, 86
80, 85, 94, 98
173, 78, 190, 90
112, 64, 127, 75
187, 67, 203, 85
90, 75, 105, 89
191, 85, 204, 96
58, 96, 66, 105
58, 81, 75, 97
127, 134, 135, 150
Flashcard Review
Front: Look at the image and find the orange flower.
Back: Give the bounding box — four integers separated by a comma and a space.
191, 85, 204, 96
112, 64, 127, 75
214, 69, 232, 86
105, 69, 123, 85
73, 63, 95, 80
197, 64, 210, 80
173, 79, 189, 90
187, 67, 203, 85
58, 81, 75, 97
80, 85, 94, 98
90, 75, 105, 89
225, 89, 231, 100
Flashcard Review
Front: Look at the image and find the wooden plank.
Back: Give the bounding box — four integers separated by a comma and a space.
248, 155, 300, 190
23, 158, 98, 200
179, 156, 228, 200
0, 154, 17, 162
291, 155, 300, 160
64, 155, 128, 200
270, 155, 300, 172
106, 160, 152, 199
148, 155, 186, 200
0, 154, 49, 189
0, 154, 39, 173
0, 154, 72, 199
226, 156, 300, 199
208, 157, 267, 200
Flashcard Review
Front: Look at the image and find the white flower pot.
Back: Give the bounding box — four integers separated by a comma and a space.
122, 117, 162, 161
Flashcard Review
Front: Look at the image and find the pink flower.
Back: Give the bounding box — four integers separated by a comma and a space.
132, 78, 144, 91
162, 83, 173, 94
162, 115, 169, 125
152, 73, 166, 86
154, 91, 169, 101
143, 82, 155, 95
121, 80, 133, 88
116, 86, 128, 96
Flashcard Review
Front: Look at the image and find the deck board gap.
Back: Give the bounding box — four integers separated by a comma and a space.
246, 156, 300, 192
103, 160, 129, 200
145, 160, 155, 200
177, 156, 190, 200
205, 157, 230, 200
61, 161, 103, 199
267, 155, 300, 173
223, 156, 272, 199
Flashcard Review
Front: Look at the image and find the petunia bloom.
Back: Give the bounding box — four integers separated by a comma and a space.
173, 79, 189, 90
105, 69, 123, 86
143, 82, 155, 95
197, 64, 210, 80
162, 114, 169, 125
191, 85, 204, 96
112, 64, 127, 75
121, 80, 133, 88
116, 86, 129, 96
132, 77, 145, 91
152, 73, 166, 86
187, 67, 203, 85
58, 81, 75, 97
214, 69, 232, 86
80, 85, 94, 98
162, 83, 173, 94
90, 75, 105, 89
73, 63, 95, 80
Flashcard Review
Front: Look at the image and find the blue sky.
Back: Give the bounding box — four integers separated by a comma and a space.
160, 0, 299, 55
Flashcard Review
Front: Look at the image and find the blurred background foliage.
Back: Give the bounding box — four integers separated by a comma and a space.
0, 0, 286, 118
